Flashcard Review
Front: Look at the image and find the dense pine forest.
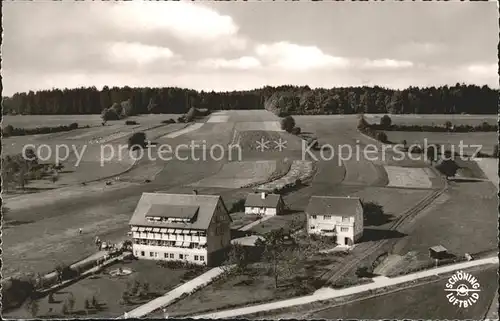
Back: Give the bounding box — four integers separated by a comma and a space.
2, 84, 498, 116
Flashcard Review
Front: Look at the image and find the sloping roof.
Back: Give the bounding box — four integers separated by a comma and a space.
429, 245, 448, 253
245, 193, 282, 208
146, 204, 199, 219
129, 193, 228, 229
306, 196, 362, 217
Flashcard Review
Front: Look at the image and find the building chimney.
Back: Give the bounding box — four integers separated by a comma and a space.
193, 189, 198, 195
261, 192, 266, 200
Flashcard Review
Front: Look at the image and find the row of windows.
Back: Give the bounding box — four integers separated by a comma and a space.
311, 215, 350, 222
137, 251, 205, 261
133, 239, 206, 249
310, 226, 349, 232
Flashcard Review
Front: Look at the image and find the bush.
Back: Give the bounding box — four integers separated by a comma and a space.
375, 131, 389, 143
177, 116, 186, 123
3, 124, 14, 137
280, 116, 296, 132
380, 115, 392, 128
128, 132, 147, 150
229, 198, 245, 213
125, 120, 138, 125
101, 107, 120, 122
185, 107, 197, 122
493, 144, 498, 158
161, 119, 176, 124
291, 127, 301, 135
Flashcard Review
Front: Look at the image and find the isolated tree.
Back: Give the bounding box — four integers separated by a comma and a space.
48, 293, 55, 303
280, 116, 296, 132
3, 124, 14, 137
435, 160, 460, 179
26, 298, 40, 317
444, 121, 453, 130
256, 228, 298, 288
141, 282, 150, 297
291, 127, 301, 135
128, 132, 147, 150
61, 302, 69, 315
426, 145, 438, 164
376, 131, 389, 143
362, 201, 385, 225
66, 292, 76, 313
357, 116, 369, 129
229, 198, 246, 213
51, 174, 59, 184
91, 295, 98, 309
225, 243, 250, 273
380, 115, 392, 128
84, 298, 91, 314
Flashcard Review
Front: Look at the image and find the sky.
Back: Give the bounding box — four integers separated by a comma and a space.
2, 1, 498, 96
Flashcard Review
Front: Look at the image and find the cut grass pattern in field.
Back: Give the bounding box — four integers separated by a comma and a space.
190, 160, 277, 188
342, 158, 388, 186
384, 166, 432, 189
258, 160, 314, 192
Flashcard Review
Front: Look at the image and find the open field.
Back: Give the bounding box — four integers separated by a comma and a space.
474, 158, 499, 188
4, 259, 204, 318
257, 160, 314, 192
2, 114, 184, 129
301, 266, 498, 320
385, 131, 496, 155
392, 180, 497, 260
364, 114, 498, 126
384, 166, 432, 189
190, 160, 277, 188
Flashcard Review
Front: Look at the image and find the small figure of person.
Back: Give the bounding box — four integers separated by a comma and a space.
79, 228, 83, 235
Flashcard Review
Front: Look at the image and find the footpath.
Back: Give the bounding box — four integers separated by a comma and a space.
124, 265, 232, 318
194, 256, 498, 319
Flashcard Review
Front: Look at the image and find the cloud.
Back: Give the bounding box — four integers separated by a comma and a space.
105, 42, 181, 66
109, 1, 246, 49
361, 58, 414, 69
255, 42, 350, 71
466, 63, 497, 76
197, 56, 261, 70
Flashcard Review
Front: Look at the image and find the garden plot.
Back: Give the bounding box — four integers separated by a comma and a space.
474, 158, 499, 188
258, 160, 313, 191
384, 166, 432, 189
190, 160, 277, 188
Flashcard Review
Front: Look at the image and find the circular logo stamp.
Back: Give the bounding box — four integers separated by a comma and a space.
444, 270, 481, 308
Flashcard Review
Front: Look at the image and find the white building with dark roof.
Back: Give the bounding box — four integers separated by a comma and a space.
306, 196, 364, 246
244, 192, 285, 216
129, 192, 232, 266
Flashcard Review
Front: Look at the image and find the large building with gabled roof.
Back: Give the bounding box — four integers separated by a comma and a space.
306, 196, 364, 246
129, 192, 232, 265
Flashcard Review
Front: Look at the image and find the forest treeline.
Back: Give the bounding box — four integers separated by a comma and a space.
2, 84, 497, 116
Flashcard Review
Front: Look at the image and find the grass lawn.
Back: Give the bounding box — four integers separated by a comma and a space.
392, 180, 497, 262
4, 259, 205, 319
162, 262, 319, 318
230, 212, 261, 230
249, 212, 306, 234
305, 265, 498, 320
